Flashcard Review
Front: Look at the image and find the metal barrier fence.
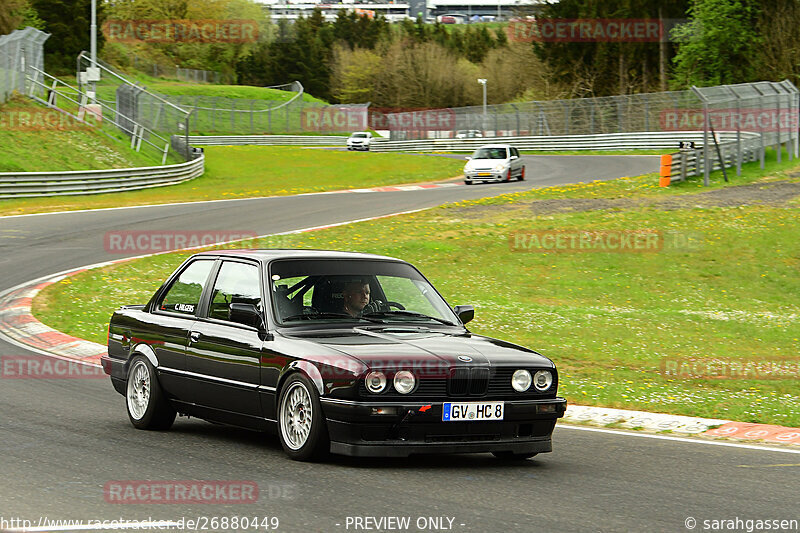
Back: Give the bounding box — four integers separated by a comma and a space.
384, 83, 800, 178
0, 27, 49, 104
368, 131, 737, 153
0, 154, 204, 198
77, 52, 193, 161
186, 134, 347, 146
165, 84, 369, 136
387, 90, 701, 140
692, 81, 800, 185
26, 66, 184, 165
130, 55, 223, 84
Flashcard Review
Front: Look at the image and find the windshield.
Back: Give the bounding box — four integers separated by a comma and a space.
351, 133, 368, 138
471, 147, 508, 159
269, 259, 460, 326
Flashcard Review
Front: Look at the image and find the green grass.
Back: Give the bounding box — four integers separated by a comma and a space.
0, 96, 164, 172
32, 149, 800, 427
0, 146, 464, 216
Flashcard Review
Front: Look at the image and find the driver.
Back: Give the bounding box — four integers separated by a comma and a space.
342, 279, 371, 317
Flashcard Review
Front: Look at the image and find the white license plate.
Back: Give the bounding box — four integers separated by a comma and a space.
442, 402, 504, 421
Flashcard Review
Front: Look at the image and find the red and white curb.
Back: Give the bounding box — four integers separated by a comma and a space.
563, 405, 800, 446
0, 262, 132, 366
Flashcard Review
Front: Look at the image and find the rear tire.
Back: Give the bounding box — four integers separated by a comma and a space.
492, 451, 537, 461
126, 355, 176, 430
278, 373, 330, 461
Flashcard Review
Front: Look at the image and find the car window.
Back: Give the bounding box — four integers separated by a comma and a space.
269, 259, 461, 325
472, 147, 508, 159
377, 276, 442, 317
207, 261, 262, 324
158, 260, 214, 315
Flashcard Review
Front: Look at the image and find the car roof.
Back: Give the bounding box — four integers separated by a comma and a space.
191, 249, 405, 263
474, 144, 512, 149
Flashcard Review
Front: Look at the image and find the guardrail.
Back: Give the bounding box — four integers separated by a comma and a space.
659, 131, 764, 186
186, 131, 734, 151
0, 154, 204, 199
187, 135, 347, 146
369, 131, 739, 152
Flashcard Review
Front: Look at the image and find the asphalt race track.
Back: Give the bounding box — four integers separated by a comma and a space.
2, 154, 796, 532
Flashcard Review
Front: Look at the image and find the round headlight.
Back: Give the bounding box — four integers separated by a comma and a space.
511, 369, 532, 392
365, 371, 387, 393
493, 163, 508, 172
533, 370, 553, 391
393, 370, 416, 394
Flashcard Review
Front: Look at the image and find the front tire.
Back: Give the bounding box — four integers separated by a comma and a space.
126, 355, 176, 430
278, 373, 329, 461
464, 179, 473, 185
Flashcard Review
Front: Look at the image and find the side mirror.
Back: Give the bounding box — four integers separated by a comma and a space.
452, 305, 474, 325
510, 155, 518, 160
230, 303, 265, 329
465, 156, 472, 160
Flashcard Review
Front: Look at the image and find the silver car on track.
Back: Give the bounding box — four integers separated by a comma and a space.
463, 144, 525, 184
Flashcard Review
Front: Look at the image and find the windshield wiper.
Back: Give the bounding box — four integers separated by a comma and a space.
282, 312, 384, 323
362, 310, 457, 326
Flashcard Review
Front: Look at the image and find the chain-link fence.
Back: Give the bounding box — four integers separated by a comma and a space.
130, 55, 224, 84
691, 81, 799, 184
384, 85, 798, 142
0, 27, 49, 104
75, 51, 194, 161
162, 83, 369, 135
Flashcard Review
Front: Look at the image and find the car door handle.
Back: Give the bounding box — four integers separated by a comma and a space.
189, 331, 201, 343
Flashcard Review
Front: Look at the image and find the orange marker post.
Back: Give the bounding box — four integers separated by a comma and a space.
659, 154, 673, 187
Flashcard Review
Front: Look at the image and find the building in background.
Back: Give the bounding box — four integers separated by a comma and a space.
253, 0, 545, 22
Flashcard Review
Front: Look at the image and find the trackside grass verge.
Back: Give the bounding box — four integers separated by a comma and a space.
33, 152, 800, 427
0, 146, 464, 217
0, 96, 163, 173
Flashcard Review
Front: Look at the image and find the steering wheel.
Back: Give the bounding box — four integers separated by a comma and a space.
386, 301, 405, 310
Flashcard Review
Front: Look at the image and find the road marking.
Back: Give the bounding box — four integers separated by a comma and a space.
559, 424, 800, 454
0, 183, 457, 220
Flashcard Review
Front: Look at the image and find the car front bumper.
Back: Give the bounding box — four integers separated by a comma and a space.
465, 171, 507, 182
320, 397, 566, 457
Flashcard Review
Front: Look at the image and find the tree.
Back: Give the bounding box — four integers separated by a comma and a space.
532, 0, 689, 96
31, 0, 103, 73
670, 0, 760, 87
752, 0, 800, 86
330, 44, 382, 102
1, 0, 44, 35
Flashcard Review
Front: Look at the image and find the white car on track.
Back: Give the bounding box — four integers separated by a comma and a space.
463, 144, 525, 184
347, 131, 372, 151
